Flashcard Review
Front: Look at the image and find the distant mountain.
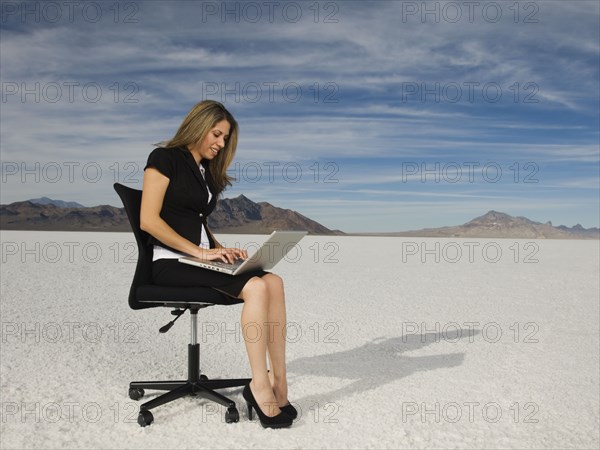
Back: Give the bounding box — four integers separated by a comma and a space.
29, 197, 85, 208
208, 195, 340, 234
0, 201, 130, 231
0, 195, 340, 235
555, 223, 600, 239
367, 210, 599, 239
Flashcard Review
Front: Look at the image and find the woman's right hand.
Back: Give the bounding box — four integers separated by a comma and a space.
196, 247, 248, 264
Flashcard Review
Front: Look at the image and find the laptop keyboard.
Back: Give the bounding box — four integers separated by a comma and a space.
209, 258, 245, 269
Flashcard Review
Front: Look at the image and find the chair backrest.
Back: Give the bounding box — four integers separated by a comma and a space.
114, 183, 155, 310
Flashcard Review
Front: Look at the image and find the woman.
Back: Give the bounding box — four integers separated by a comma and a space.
140, 100, 295, 429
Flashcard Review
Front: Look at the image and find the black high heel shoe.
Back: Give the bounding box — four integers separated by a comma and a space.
266, 370, 298, 420
280, 403, 298, 420
242, 382, 293, 429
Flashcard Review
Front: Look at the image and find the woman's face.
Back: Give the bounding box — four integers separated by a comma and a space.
189, 119, 231, 162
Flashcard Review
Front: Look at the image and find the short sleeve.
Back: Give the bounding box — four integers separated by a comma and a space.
144, 147, 175, 179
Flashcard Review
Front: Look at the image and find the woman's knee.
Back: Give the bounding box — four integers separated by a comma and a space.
264, 273, 284, 292
240, 276, 269, 300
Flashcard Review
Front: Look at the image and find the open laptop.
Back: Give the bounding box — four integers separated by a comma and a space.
178, 230, 308, 275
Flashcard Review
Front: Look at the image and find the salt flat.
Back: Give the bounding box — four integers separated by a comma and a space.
1, 231, 598, 449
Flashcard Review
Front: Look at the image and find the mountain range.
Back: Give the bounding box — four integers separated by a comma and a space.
358, 210, 599, 239
0, 196, 341, 235
0, 197, 598, 239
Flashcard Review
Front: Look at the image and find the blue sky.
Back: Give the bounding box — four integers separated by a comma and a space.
1, 0, 598, 232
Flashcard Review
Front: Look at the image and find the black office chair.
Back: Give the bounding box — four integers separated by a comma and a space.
114, 183, 250, 427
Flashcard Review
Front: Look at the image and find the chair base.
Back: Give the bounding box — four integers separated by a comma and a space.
129, 342, 250, 427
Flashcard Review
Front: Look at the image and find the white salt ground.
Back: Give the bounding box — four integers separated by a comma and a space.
1, 231, 598, 449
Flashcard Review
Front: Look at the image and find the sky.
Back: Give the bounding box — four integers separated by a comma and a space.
1, 0, 599, 232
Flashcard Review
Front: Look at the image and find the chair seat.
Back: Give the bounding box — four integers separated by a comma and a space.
137, 284, 243, 306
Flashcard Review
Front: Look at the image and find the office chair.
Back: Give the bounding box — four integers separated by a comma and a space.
114, 183, 250, 427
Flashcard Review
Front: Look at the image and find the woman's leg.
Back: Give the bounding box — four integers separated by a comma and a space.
239, 276, 281, 417
262, 273, 290, 407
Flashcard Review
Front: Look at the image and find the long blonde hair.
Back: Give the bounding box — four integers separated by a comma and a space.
161, 100, 238, 194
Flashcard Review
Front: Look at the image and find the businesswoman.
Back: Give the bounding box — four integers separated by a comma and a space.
140, 100, 294, 428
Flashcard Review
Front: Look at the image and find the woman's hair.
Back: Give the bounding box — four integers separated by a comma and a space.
161, 100, 238, 194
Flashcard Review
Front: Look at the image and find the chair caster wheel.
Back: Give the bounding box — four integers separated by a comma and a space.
129, 388, 145, 400
200, 374, 209, 381
138, 410, 154, 427
225, 407, 239, 423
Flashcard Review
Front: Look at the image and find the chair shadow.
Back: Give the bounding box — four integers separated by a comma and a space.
287, 328, 480, 420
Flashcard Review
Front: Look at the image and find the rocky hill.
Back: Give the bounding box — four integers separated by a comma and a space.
374, 210, 599, 239
0, 201, 130, 231
208, 195, 336, 234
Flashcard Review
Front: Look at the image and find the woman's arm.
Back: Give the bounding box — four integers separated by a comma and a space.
206, 226, 222, 249
140, 168, 241, 263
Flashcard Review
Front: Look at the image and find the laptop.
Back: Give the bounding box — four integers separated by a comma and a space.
178, 230, 308, 275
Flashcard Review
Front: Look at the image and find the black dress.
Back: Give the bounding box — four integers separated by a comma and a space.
144, 146, 268, 299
